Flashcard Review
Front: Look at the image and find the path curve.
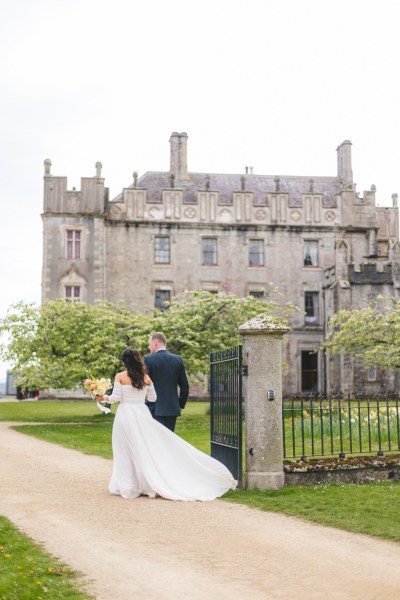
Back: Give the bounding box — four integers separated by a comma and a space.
1, 422, 400, 599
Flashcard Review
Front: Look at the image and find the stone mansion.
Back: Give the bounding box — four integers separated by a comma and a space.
41, 132, 400, 395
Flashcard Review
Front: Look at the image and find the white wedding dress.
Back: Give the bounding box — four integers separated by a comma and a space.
105, 381, 237, 501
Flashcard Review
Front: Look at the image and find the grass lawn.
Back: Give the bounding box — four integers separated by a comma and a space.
223, 481, 400, 543
0, 400, 117, 423
6, 400, 210, 458
3, 399, 400, 544
0, 515, 92, 599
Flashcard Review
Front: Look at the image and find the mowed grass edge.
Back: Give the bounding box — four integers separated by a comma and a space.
0, 515, 93, 599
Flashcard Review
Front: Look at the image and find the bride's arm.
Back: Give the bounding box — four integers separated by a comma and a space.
102, 380, 122, 404
144, 375, 157, 403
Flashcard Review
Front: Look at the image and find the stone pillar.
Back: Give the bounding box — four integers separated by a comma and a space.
238, 314, 289, 490
44, 158, 51, 176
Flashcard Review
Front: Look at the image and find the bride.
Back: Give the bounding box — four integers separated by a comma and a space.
99, 348, 237, 501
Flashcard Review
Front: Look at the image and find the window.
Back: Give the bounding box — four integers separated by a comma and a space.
304, 240, 318, 267
154, 236, 170, 264
155, 289, 171, 310
249, 240, 264, 266
202, 238, 217, 265
65, 286, 80, 302
301, 351, 318, 392
66, 230, 81, 259
367, 366, 377, 382
305, 292, 319, 324
378, 241, 389, 257
249, 291, 264, 298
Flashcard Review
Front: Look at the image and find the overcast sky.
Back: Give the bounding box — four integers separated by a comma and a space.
1, 0, 399, 381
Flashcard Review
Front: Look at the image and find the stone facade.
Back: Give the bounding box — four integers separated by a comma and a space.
41, 133, 400, 395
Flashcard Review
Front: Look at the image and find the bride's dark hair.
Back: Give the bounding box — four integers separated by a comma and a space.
121, 348, 146, 390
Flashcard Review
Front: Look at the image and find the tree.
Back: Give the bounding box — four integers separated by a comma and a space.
149, 290, 294, 377
323, 295, 400, 369
0, 300, 152, 390
0, 291, 294, 390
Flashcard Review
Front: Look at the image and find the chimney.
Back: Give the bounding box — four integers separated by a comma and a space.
337, 140, 353, 186
169, 131, 189, 181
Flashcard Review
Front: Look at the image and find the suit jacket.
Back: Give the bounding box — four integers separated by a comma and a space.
144, 349, 189, 417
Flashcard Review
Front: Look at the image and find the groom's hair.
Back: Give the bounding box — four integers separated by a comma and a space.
150, 332, 167, 346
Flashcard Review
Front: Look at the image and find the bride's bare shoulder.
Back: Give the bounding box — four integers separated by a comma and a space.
144, 374, 153, 386
115, 371, 127, 383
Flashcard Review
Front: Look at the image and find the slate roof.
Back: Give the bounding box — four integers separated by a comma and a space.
113, 171, 342, 207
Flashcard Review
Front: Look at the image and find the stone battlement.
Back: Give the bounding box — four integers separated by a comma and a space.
348, 262, 393, 284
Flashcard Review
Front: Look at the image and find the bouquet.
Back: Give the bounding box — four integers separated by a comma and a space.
83, 376, 112, 414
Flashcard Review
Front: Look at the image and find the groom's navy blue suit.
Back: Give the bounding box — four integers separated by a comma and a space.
144, 349, 189, 432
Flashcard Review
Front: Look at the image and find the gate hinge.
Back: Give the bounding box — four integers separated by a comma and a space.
241, 365, 248, 376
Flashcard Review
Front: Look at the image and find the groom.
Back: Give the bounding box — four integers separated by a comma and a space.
144, 332, 189, 432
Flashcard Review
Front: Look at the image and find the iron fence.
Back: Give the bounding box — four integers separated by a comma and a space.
282, 393, 400, 459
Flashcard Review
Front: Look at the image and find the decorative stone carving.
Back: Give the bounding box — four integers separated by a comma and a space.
111, 205, 121, 215
290, 210, 302, 221
220, 209, 233, 223
325, 211, 336, 222
68, 195, 79, 208
255, 209, 267, 220
184, 207, 196, 219
148, 206, 163, 220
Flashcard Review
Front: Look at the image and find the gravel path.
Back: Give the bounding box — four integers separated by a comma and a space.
1, 422, 400, 599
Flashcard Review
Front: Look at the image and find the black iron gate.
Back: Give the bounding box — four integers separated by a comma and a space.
210, 345, 243, 487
